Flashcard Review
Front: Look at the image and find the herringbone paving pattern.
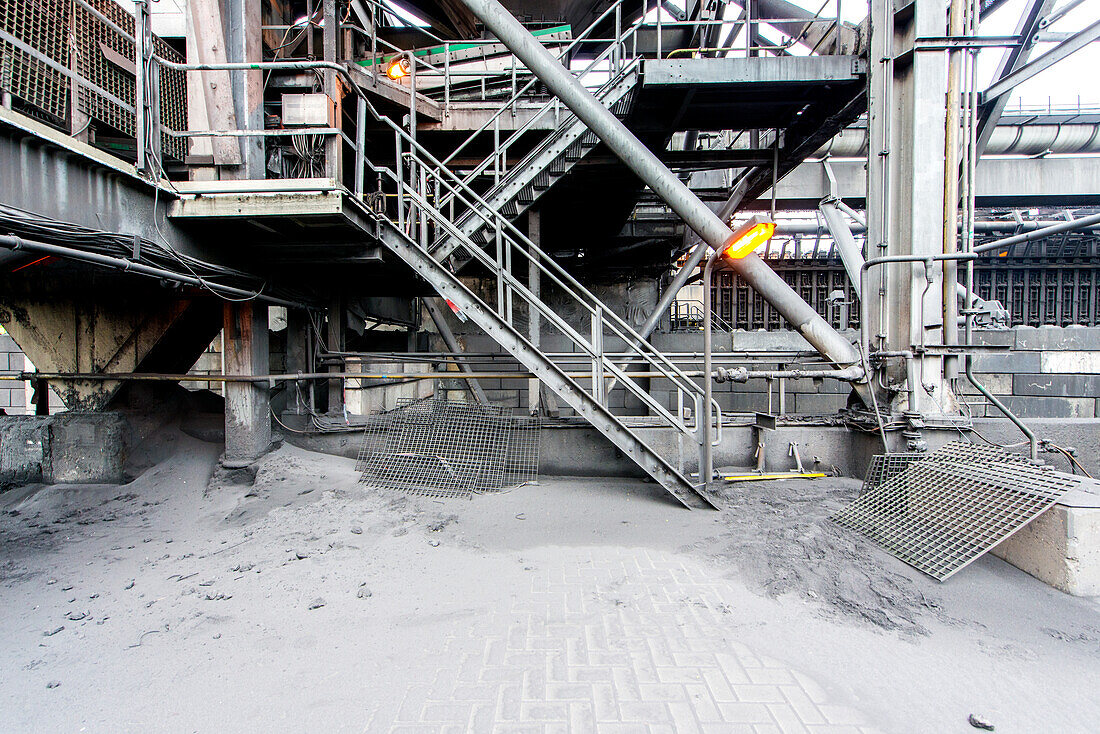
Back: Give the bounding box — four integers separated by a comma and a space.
367, 548, 880, 733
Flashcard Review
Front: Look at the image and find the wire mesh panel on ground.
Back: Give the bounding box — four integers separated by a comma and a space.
355, 396, 540, 499
860, 443, 1036, 495
835, 442, 1079, 581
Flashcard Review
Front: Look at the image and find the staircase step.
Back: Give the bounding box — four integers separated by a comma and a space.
431, 68, 642, 262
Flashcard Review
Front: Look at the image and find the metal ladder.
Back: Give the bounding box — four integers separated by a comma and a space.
364, 126, 716, 509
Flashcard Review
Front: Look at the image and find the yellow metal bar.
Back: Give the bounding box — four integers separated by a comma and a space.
719, 472, 826, 481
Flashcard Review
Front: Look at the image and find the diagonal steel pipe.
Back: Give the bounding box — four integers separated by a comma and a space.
457, 0, 864, 383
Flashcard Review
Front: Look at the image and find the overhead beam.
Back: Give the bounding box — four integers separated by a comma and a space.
982, 18, 1100, 102
642, 56, 866, 86
975, 0, 1056, 157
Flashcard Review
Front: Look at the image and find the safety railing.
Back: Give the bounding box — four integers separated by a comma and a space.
380, 123, 710, 437
435, 0, 845, 185
0, 0, 187, 163
670, 300, 735, 333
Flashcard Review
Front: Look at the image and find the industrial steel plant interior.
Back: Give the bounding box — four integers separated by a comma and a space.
2, 0, 1100, 658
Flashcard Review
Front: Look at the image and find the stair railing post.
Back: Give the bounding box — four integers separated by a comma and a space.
444, 43, 450, 113
395, 130, 406, 233
354, 96, 366, 198
495, 227, 506, 317
592, 306, 605, 406
504, 231, 513, 324
493, 116, 501, 186
614, 2, 622, 74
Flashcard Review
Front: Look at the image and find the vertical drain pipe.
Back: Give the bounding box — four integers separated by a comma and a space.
456, 0, 864, 382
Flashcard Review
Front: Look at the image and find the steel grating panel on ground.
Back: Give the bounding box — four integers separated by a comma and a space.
860, 452, 926, 494
356, 396, 540, 499
837, 442, 1079, 581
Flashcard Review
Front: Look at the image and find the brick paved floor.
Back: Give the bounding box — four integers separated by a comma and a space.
366, 547, 880, 733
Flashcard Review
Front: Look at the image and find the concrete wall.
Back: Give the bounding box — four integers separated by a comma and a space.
432, 327, 859, 417
428, 319, 1100, 421
344, 360, 434, 415
966, 327, 1100, 419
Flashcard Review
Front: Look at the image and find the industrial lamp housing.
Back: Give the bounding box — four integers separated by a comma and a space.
386, 56, 411, 80
721, 215, 776, 259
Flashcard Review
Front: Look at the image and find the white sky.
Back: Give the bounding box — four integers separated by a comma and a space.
972, 0, 1099, 109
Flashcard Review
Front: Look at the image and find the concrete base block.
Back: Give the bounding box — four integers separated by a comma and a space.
47, 413, 126, 483
0, 413, 125, 485
0, 417, 48, 486
994, 504, 1100, 597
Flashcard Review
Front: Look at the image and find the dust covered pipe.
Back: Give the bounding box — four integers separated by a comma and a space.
456, 0, 864, 380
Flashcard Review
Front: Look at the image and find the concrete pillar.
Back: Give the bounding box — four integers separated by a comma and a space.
285, 308, 309, 415
226, 0, 265, 179
326, 299, 345, 413
222, 302, 270, 467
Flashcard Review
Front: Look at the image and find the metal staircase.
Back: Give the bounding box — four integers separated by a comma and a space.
432, 65, 641, 262
357, 86, 716, 508
336, 2, 717, 508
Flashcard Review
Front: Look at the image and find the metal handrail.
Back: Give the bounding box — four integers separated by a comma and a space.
445, 26, 644, 196
391, 151, 704, 411
442, 0, 634, 168
373, 163, 696, 432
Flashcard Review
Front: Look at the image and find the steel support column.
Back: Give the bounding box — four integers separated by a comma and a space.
425, 298, 489, 405
457, 0, 862, 383
285, 308, 309, 415
223, 302, 271, 467
866, 0, 958, 416
225, 0, 264, 179
818, 200, 864, 299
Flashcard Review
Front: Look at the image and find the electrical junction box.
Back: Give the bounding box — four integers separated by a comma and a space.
282, 93, 335, 126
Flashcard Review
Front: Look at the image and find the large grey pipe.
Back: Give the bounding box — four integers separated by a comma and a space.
457, 0, 862, 374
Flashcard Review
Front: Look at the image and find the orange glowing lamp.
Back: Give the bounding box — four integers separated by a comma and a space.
721, 217, 776, 259
386, 56, 410, 80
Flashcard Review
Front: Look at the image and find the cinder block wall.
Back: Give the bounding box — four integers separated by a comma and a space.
430, 324, 1100, 418
0, 333, 26, 414
966, 327, 1100, 418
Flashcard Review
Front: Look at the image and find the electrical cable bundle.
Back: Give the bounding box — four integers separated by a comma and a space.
0, 202, 306, 306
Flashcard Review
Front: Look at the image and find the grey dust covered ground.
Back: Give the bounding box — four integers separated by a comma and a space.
1, 424, 1099, 733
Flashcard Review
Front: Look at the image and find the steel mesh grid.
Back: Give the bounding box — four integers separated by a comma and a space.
0, 0, 70, 121
862, 443, 1034, 495
71, 0, 186, 159
927, 442, 1033, 465
356, 396, 540, 499
861, 453, 926, 494
835, 443, 1078, 580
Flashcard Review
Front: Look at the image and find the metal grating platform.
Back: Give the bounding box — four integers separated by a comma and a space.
836, 442, 1079, 581
356, 396, 540, 499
